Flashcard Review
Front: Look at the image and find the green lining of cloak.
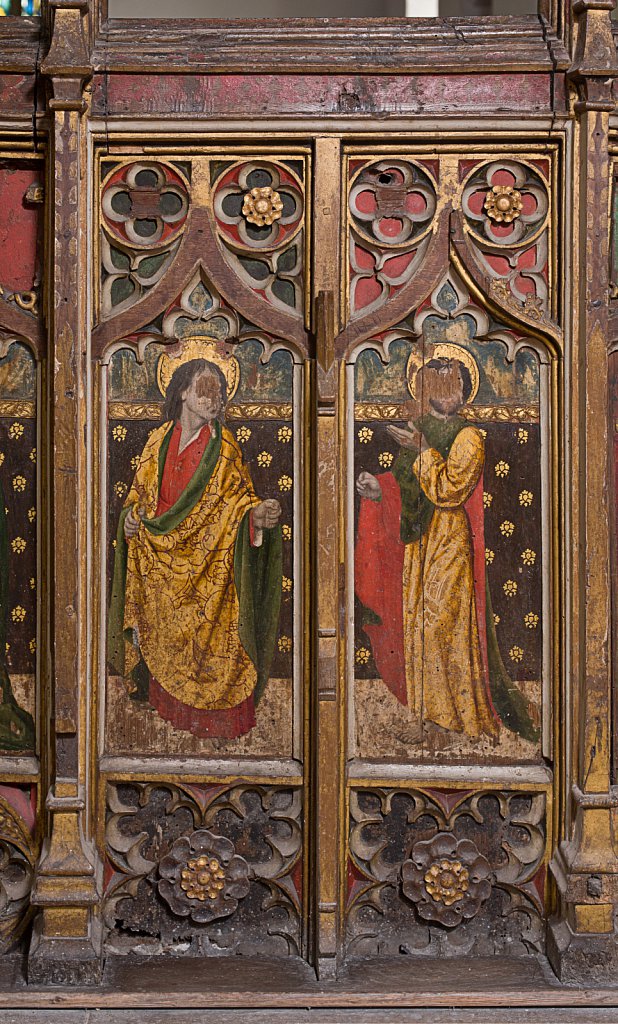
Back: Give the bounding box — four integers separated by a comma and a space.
107, 419, 282, 707
392, 413, 538, 743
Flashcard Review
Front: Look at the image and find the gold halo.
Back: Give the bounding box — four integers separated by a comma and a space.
406, 343, 480, 404
157, 336, 240, 400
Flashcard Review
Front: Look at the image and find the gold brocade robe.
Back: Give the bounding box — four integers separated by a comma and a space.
122, 423, 262, 711
403, 425, 499, 738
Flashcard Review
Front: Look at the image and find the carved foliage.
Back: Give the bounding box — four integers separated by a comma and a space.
0, 792, 36, 952
213, 161, 305, 318
347, 788, 546, 958
104, 782, 302, 957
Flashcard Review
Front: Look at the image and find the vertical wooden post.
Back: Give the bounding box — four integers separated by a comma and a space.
313, 136, 342, 978
28, 0, 101, 985
548, 0, 618, 984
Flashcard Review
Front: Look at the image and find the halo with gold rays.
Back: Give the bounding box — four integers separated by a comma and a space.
157, 336, 241, 400
406, 342, 480, 403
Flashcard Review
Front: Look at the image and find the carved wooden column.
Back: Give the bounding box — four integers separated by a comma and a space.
548, 0, 618, 983
313, 137, 343, 978
28, 0, 101, 985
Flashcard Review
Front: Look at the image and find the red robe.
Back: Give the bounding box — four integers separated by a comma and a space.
148, 421, 257, 739
355, 469, 494, 716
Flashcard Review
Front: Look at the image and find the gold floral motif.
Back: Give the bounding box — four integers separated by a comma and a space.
484, 184, 523, 224
11, 607, 25, 623
278, 635, 293, 653
499, 520, 515, 537
8, 423, 23, 441
524, 612, 539, 629
114, 481, 128, 499
424, 859, 470, 906
282, 524, 292, 541
257, 451, 272, 468
242, 186, 284, 227
108, 402, 293, 421
493, 613, 501, 625
483, 492, 493, 509
28, 638, 36, 654
12, 476, 26, 493
29, 578, 35, 590
282, 576, 292, 593
519, 490, 533, 507
179, 854, 226, 903
495, 461, 509, 478
355, 646, 371, 665
517, 428, 529, 444
378, 452, 394, 468
521, 548, 536, 566
27, 508, 35, 523
112, 425, 127, 442
10, 538, 25, 554
485, 549, 495, 565
28, 448, 36, 463
131, 455, 140, 471
278, 475, 292, 492
358, 427, 373, 444
236, 426, 252, 443
509, 645, 524, 662
503, 580, 518, 598
277, 426, 292, 443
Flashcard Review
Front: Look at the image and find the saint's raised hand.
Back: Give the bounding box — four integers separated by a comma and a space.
356, 471, 381, 501
253, 498, 282, 530
386, 424, 425, 450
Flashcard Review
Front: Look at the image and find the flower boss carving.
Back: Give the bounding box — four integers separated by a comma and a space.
157, 829, 250, 924
401, 833, 493, 927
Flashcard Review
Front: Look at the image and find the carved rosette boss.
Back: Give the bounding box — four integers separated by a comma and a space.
157, 829, 250, 924
401, 833, 492, 928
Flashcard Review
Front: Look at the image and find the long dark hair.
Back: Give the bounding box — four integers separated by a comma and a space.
425, 357, 473, 403
162, 358, 228, 423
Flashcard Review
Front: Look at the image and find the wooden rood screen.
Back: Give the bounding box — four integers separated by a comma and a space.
0, 0, 617, 1010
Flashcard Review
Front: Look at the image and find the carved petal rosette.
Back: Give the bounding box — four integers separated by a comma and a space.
158, 829, 250, 924
401, 833, 492, 928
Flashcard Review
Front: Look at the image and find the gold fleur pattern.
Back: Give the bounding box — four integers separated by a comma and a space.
521, 548, 536, 566
282, 524, 292, 541
503, 580, 518, 598
355, 646, 371, 665
11, 607, 25, 623
114, 481, 128, 499
27, 507, 36, 523
130, 455, 140, 471
278, 475, 292, 492
483, 491, 493, 509
524, 612, 539, 629
358, 427, 373, 444
509, 645, 524, 663
28, 638, 36, 654
282, 576, 292, 593
378, 452, 394, 468
499, 520, 515, 537
236, 426, 252, 443
519, 489, 533, 507
29, 447, 36, 463
8, 423, 24, 440
11, 538, 26, 554
278, 636, 293, 653
493, 614, 501, 625
277, 426, 292, 443
12, 475, 26, 492
29, 578, 35, 590
485, 549, 495, 565
517, 428, 528, 444
257, 451, 273, 468
112, 425, 127, 442
494, 460, 509, 478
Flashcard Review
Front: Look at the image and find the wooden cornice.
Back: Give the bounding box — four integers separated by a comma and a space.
90, 16, 570, 76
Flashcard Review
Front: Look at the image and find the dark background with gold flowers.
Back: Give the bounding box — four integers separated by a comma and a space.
353, 419, 543, 684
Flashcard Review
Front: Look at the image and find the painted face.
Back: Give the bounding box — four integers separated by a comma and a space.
181, 368, 224, 423
425, 360, 464, 416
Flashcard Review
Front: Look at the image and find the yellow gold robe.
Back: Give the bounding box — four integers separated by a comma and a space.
121, 422, 262, 711
403, 425, 499, 737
